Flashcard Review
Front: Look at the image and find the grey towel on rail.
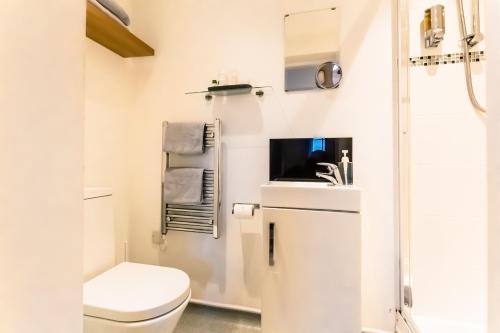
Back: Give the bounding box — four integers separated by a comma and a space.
96, 0, 131, 26
164, 168, 204, 204
164, 122, 206, 155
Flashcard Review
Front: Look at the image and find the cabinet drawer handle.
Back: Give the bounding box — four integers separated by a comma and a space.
269, 223, 275, 266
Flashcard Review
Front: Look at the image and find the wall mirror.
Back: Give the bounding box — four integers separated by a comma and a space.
284, 8, 341, 92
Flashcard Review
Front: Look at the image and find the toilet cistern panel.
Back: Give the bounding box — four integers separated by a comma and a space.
84, 187, 115, 281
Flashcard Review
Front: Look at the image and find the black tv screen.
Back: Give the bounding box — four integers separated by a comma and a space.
269, 138, 352, 182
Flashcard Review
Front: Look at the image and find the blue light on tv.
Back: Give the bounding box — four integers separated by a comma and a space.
310, 138, 326, 152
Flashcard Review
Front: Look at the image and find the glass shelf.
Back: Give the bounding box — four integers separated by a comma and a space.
186, 84, 272, 99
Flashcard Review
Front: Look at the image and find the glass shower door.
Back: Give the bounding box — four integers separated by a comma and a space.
397, 1, 487, 333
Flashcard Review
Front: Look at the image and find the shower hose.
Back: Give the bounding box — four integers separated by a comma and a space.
456, 0, 486, 113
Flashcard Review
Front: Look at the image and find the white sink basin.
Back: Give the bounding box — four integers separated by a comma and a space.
261, 181, 361, 212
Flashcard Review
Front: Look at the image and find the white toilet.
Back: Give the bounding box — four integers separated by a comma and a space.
83, 188, 191, 333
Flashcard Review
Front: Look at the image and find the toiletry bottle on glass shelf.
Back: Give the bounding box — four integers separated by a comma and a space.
338, 150, 353, 185
217, 70, 227, 86
227, 70, 239, 85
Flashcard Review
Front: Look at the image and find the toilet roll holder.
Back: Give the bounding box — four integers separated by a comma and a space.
232, 203, 261, 216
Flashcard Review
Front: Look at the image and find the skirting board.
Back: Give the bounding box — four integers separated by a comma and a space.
190, 298, 394, 333
189, 298, 261, 315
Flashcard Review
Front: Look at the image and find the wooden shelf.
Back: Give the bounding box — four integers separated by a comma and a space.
86, 1, 154, 58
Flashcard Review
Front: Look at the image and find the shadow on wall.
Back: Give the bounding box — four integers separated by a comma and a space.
221, 144, 264, 299
159, 231, 227, 294
340, 0, 383, 73
157, 214, 263, 301
213, 94, 263, 136
240, 229, 264, 299
221, 144, 264, 297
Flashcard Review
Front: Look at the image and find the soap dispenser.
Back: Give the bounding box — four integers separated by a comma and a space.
338, 150, 353, 185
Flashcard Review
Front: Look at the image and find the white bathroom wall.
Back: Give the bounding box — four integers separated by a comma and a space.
128, 0, 396, 330
407, 0, 487, 329
0, 1, 85, 332
85, 40, 135, 267
486, 1, 500, 332
84, 0, 135, 268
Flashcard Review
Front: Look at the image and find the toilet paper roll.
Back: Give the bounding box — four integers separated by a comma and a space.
233, 204, 254, 219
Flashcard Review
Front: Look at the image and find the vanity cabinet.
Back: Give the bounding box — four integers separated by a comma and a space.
261, 183, 361, 333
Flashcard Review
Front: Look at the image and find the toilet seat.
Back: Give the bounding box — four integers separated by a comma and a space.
84, 262, 190, 322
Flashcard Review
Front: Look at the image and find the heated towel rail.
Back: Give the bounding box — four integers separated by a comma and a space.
161, 120, 221, 238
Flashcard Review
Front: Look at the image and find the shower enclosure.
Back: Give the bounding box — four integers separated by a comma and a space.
396, 0, 487, 332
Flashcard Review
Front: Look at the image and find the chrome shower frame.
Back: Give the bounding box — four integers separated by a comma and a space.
394, 0, 417, 331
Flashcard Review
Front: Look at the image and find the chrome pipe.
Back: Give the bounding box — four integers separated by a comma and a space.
456, 0, 486, 113
469, 0, 484, 46
166, 228, 212, 234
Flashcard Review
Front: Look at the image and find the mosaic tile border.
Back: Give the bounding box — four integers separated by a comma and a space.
409, 50, 485, 67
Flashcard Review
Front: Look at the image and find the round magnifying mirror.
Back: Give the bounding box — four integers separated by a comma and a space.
315, 62, 342, 89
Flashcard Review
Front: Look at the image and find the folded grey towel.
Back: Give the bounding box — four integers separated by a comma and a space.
96, 0, 130, 26
164, 122, 205, 155
164, 168, 204, 205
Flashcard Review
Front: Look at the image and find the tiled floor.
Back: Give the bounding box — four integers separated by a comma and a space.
174, 303, 261, 333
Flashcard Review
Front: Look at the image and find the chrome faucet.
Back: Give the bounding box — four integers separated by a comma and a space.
316, 163, 343, 186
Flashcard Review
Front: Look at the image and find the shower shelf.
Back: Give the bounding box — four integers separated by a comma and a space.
185, 84, 272, 100
86, 1, 154, 58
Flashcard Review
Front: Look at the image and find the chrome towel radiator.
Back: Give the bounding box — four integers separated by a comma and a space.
161, 119, 221, 238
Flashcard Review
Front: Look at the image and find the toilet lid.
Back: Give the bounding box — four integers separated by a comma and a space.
83, 262, 190, 322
